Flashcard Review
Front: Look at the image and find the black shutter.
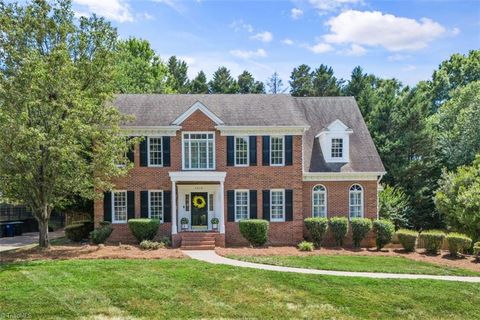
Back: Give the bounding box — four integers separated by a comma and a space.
227, 190, 235, 222
285, 189, 293, 221
126, 137, 135, 163
262, 136, 270, 166
140, 137, 148, 167
262, 190, 270, 221
140, 191, 149, 218
103, 192, 112, 222
163, 191, 171, 223
249, 136, 257, 166
162, 136, 171, 167
127, 191, 135, 220
285, 135, 293, 166
249, 190, 257, 219
227, 136, 234, 166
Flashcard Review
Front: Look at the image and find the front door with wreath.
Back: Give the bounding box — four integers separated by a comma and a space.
191, 192, 208, 229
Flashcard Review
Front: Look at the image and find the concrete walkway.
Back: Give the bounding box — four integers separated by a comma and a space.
183, 250, 480, 283
0, 230, 64, 252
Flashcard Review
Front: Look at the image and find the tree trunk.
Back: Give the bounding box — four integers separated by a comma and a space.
36, 205, 52, 249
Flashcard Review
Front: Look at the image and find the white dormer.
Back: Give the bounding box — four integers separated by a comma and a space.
316, 119, 353, 163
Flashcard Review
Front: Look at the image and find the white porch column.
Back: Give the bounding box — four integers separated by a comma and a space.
171, 180, 177, 234
219, 181, 225, 234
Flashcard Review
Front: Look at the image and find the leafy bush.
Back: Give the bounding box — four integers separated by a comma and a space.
419, 230, 446, 254
474, 242, 480, 261
298, 241, 314, 252
160, 236, 171, 247
239, 219, 269, 247
396, 229, 418, 252
128, 219, 160, 243
379, 185, 411, 229
304, 217, 328, 248
65, 220, 94, 242
329, 217, 348, 246
90, 222, 113, 245
139, 240, 165, 250
351, 218, 373, 248
373, 219, 395, 250
446, 233, 472, 256
211, 217, 219, 224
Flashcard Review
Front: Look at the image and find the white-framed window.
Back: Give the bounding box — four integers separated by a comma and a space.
234, 136, 249, 166
149, 190, 163, 222
270, 136, 284, 166
148, 137, 163, 167
331, 138, 343, 159
270, 189, 285, 222
209, 193, 214, 211
235, 190, 249, 222
182, 132, 215, 170
349, 184, 364, 218
312, 185, 327, 217
112, 191, 127, 223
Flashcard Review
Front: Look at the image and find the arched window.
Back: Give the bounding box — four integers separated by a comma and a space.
312, 185, 327, 217
349, 184, 363, 218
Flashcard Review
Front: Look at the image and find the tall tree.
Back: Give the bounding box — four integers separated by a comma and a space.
266, 71, 287, 94
190, 71, 209, 93
237, 70, 265, 93
167, 56, 190, 93
209, 66, 238, 93
0, 0, 132, 248
289, 64, 313, 96
115, 38, 170, 93
343, 66, 377, 118
311, 64, 342, 96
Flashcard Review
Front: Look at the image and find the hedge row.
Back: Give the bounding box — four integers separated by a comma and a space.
396, 229, 474, 255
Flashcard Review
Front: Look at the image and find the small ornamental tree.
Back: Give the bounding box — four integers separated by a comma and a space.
304, 217, 329, 248
0, 1, 134, 248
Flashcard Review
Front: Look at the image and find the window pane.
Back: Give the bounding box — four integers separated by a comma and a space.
235, 137, 248, 165
185, 194, 190, 211
349, 185, 363, 218
331, 138, 343, 158
270, 137, 284, 165
235, 191, 249, 221
149, 192, 163, 222
312, 186, 326, 218
149, 137, 162, 166
113, 191, 127, 222
209, 194, 214, 211
182, 133, 215, 169
271, 190, 284, 220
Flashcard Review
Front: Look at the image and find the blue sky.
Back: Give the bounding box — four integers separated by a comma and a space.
73, 0, 480, 86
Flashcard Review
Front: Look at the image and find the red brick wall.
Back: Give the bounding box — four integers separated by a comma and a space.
94, 110, 379, 247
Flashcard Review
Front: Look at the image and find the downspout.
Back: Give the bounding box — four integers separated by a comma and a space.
376, 174, 385, 220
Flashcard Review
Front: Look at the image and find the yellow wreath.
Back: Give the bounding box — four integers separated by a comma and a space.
193, 195, 206, 209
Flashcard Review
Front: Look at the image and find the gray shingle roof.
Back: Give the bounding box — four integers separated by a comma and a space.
113, 94, 385, 173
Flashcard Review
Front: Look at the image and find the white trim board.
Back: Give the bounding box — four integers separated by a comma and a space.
303, 172, 385, 181
172, 101, 224, 125
216, 125, 309, 136
121, 126, 180, 137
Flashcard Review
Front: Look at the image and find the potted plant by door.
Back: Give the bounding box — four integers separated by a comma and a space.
180, 217, 189, 231
211, 217, 219, 231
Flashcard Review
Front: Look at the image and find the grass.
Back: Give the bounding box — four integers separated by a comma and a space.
228, 254, 480, 276
0, 259, 479, 319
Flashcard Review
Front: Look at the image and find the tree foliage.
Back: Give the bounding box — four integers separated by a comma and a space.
266, 72, 286, 94
237, 70, 265, 94
209, 66, 238, 93
190, 71, 209, 93
166, 56, 190, 93
379, 185, 411, 229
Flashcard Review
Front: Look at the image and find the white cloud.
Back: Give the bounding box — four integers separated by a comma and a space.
282, 38, 294, 45
291, 8, 303, 20
308, 42, 334, 54
229, 49, 268, 59
73, 0, 133, 22
309, 0, 362, 13
344, 44, 366, 56
153, 0, 187, 14
250, 31, 273, 43
324, 10, 446, 51
230, 19, 254, 33
388, 54, 411, 61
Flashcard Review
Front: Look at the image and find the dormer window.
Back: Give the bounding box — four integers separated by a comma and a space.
331, 138, 343, 159
316, 119, 352, 163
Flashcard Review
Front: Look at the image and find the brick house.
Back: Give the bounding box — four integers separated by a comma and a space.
94, 94, 385, 248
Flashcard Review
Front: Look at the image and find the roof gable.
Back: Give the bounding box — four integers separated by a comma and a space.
171, 101, 224, 125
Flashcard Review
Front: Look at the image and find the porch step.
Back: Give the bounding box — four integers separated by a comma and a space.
180, 232, 217, 250
181, 244, 215, 250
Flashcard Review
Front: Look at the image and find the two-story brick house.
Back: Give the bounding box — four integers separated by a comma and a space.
94, 94, 385, 248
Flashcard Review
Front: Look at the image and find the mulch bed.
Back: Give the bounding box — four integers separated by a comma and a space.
0, 243, 186, 263
216, 246, 480, 272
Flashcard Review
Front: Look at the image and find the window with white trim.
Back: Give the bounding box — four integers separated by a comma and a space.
331, 138, 343, 159
271, 189, 285, 221
312, 185, 327, 217
149, 191, 163, 222
185, 194, 190, 211
112, 191, 127, 223
270, 136, 284, 166
234, 136, 249, 166
148, 137, 163, 166
209, 193, 214, 211
349, 184, 363, 218
183, 133, 215, 170
234, 190, 249, 221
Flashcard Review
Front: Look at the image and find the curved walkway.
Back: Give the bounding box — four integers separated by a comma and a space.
183, 250, 480, 283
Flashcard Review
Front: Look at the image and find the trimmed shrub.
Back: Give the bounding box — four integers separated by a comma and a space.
139, 240, 164, 250
161, 236, 171, 247
474, 242, 480, 261
128, 219, 160, 243
239, 219, 269, 247
304, 217, 329, 248
396, 229, 418, 252
373, 219, 395, 250
298, 241, 314, 252
351, 218, 373, 248
329, 217, 349, 246
446, 233, 472, 256
65, 223, 86, 242
419, 230, 446, 254
90, 222, 113, 245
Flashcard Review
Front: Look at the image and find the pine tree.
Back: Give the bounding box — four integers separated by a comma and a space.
311, 64, 342, 96
167, 56, 190, 93
289, 64, 313, 96
209, 67, 238, 93
190, 71, 209, 93
266, 72, 286, 94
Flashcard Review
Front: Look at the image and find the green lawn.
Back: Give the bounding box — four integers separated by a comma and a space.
228, 254, 480, 276
0, 259, 479, 319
